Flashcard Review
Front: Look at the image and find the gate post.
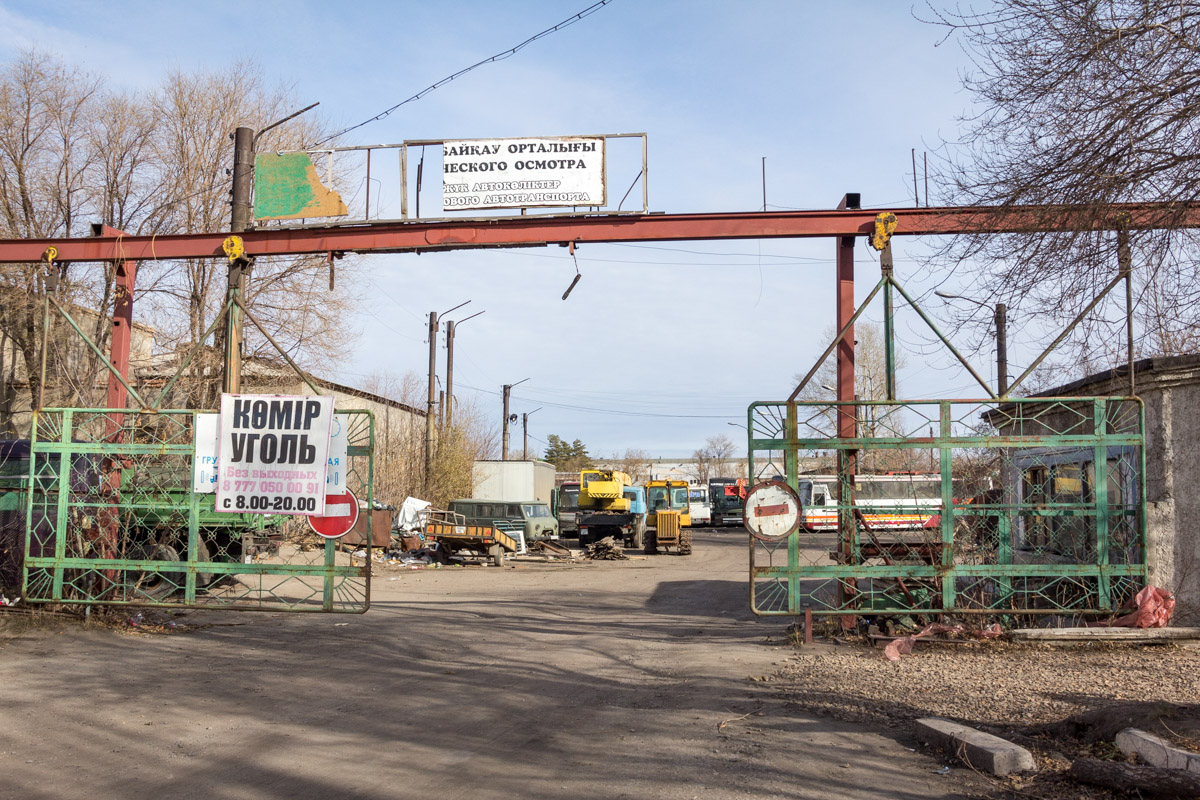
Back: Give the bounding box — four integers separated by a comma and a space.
835, 193, 859, 624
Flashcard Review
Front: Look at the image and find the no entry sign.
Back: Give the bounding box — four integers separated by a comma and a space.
744, 481, 802, 542
308, 489, 359, 539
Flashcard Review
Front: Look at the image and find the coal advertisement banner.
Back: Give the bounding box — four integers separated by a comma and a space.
442, 136, 605, 211
214, 394, 334, 516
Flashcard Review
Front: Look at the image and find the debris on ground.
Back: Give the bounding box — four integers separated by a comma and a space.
584, 536, 627, 560
1096, 585, 1176, 628
530, 540, 573, 558
881, 621, 1003, 661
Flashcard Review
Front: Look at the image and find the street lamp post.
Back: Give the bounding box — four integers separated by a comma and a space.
935, 290, 1008, 397
501, 378, 529, 460
444, 309, 485, 431
522, 407, 542, 460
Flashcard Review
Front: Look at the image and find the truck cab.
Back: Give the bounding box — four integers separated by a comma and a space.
687, 485, 711, 527
644, 479, 693, 555
708, 478, 745, 528
555, 481, 581, 538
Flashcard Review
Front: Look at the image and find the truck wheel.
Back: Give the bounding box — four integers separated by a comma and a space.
488, 544, 504, 567
130, 542, 185, 600
679, 530, 693, 556
644, 530, 658, 555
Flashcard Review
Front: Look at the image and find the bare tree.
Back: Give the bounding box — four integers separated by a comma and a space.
792, 322, 908, 423
922, 1, 1200, 375
142, 63, 361, 408
0, 52, 107, 412
694, 434, 737, 483
361, 370, 498, 508
0, 52, 364, 426
618, 448, 651, 484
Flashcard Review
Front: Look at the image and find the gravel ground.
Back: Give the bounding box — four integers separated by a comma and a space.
778, 638, 1200, 798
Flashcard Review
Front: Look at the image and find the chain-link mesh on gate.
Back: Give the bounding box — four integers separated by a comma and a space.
20, 407, 372, 612
747, 397, 1146, 618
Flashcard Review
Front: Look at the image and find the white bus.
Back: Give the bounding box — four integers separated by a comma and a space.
795, 473, 944, 531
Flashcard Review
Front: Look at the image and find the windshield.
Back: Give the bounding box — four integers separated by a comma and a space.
559, 488, 579, 510
688, 488, 708, 502
646, 487, 669, 510
522, 504, 551, 518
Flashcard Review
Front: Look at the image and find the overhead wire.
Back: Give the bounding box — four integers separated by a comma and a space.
312, 0, 616, 146
455, 382, 742, 419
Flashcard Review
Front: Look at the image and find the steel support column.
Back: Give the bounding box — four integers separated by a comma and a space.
835, 193, 858, 623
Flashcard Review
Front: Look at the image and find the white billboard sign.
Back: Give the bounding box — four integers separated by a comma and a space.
325, 413, 349, 498
193, 412, 220, 493
215, 394, 334, 516
442, 136, 605, 211
195, 411, 350, 500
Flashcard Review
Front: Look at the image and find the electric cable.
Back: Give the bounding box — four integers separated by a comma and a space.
312, 1, 615, 146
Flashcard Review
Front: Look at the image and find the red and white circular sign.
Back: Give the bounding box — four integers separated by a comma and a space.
308, 488, 359, 539
743, 481, 802, 542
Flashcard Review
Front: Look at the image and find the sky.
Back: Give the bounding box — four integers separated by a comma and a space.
0, 1, 1023, 458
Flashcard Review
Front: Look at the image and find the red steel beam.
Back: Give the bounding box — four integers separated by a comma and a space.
97, 224, 136, 435
0, 202, 1197, 263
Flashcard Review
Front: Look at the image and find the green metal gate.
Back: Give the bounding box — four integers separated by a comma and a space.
748, 396, 1147, 618
21, 407, 373, 612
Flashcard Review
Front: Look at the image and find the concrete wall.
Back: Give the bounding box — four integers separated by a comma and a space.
1041, 357, 1200, 623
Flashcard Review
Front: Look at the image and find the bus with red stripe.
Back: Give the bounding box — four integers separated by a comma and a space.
795, 474, 945, 531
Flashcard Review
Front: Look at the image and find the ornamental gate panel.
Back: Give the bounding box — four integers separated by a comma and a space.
747, 397, 1146, 618
20, 407, 372, 613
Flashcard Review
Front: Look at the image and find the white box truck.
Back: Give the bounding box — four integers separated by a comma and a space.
472, 460, 556, 505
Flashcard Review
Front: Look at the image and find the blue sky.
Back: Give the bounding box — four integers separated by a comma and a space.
0, 1, 1019, 457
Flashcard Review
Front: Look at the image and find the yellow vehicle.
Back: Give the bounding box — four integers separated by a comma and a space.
578, 470, 631, 511
644, 479, 692, 555
577, 470, 645, 548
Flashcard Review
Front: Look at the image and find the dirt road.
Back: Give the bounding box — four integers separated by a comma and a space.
0, 531, 988, 799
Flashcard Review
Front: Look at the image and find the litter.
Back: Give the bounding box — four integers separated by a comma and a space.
883, 622, 1003, 662
394, 496, 432, 534
1096, 585, 1175, 628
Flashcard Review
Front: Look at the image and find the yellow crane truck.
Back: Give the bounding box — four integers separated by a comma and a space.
644, 479, 692, 555
577, 469, 646, 549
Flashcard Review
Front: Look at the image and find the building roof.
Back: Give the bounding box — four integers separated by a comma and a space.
1032, 353, 1200, 397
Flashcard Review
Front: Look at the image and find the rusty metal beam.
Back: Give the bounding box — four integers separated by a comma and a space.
1, 202, 1198, 264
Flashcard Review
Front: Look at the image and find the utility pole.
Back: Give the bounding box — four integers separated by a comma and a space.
222, 105, 318, 396
223, 126, 254, 394
426, 301, 469, 486
444, 321, 454, 431
995, 302, 1008, 397
522, 407, 542, 460
501, 378, 529, 460
443, 309, 484, 431
425, 310, 438, 488
935, 290, 1009, 397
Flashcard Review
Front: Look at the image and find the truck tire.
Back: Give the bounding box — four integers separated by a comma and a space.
489, 544, 504, 567
679, 530, 693, 556
130, 541, 185, 600
644, 530, 658, 555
